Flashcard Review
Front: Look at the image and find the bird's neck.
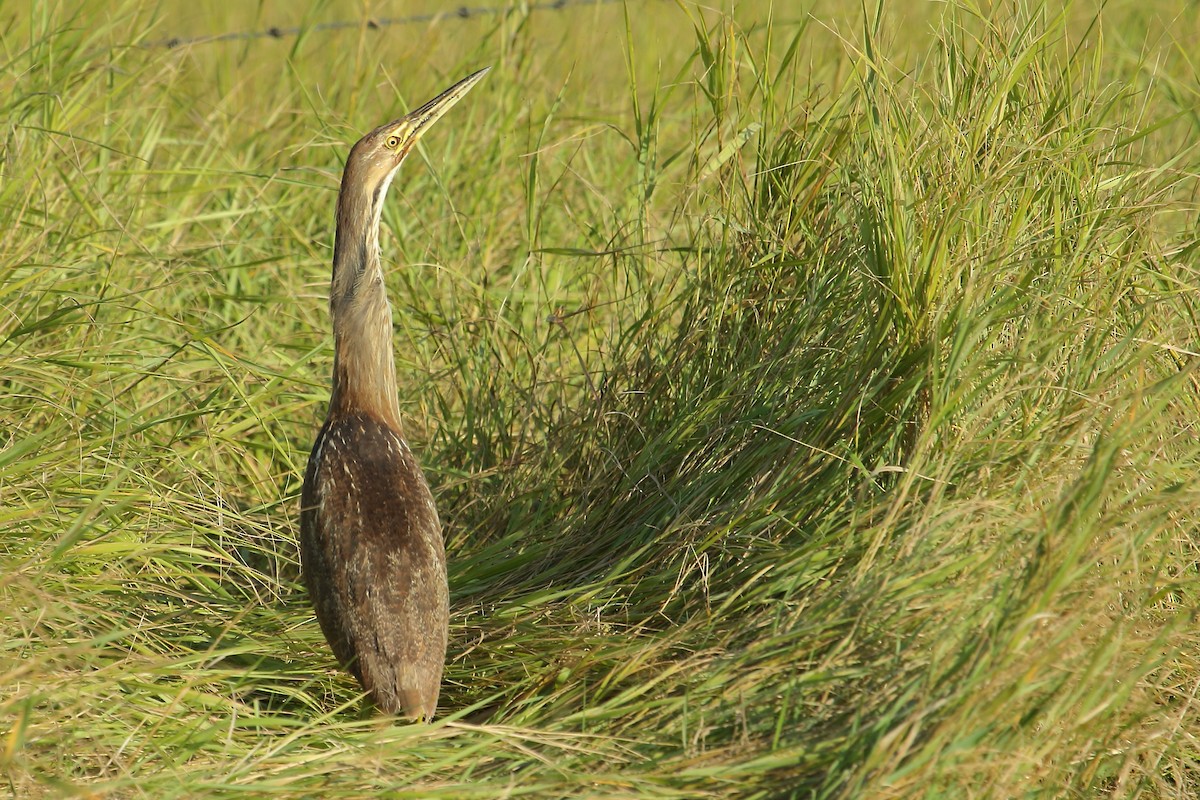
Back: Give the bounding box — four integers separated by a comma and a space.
328, 183, 405, 433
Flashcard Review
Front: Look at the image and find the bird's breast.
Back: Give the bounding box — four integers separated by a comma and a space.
301, 411, 441, 559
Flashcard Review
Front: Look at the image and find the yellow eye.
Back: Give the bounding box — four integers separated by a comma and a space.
385, 135, 400, 149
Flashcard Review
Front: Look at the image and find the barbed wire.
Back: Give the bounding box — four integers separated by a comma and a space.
145, 0, 628, 50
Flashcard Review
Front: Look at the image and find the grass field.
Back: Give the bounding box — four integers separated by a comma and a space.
3, 0, 1200, 796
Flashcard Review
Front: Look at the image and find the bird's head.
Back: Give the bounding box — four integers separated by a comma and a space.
343, 66, 491, 205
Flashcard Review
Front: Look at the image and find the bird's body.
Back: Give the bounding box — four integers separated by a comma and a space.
299, 68, 488, 720
301, 411, 446, 718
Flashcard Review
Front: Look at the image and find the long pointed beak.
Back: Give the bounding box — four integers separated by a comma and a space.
392, 67, 490, 152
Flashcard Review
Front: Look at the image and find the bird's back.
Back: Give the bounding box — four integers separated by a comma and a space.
299, 410, 447, 719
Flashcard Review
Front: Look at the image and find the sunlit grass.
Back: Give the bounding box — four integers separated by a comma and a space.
2, 0, 1199, 797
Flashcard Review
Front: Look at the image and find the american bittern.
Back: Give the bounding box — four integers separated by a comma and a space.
300, 68, 489, 720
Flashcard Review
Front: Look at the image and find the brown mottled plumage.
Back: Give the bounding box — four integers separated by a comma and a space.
299, 68, 489, 720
